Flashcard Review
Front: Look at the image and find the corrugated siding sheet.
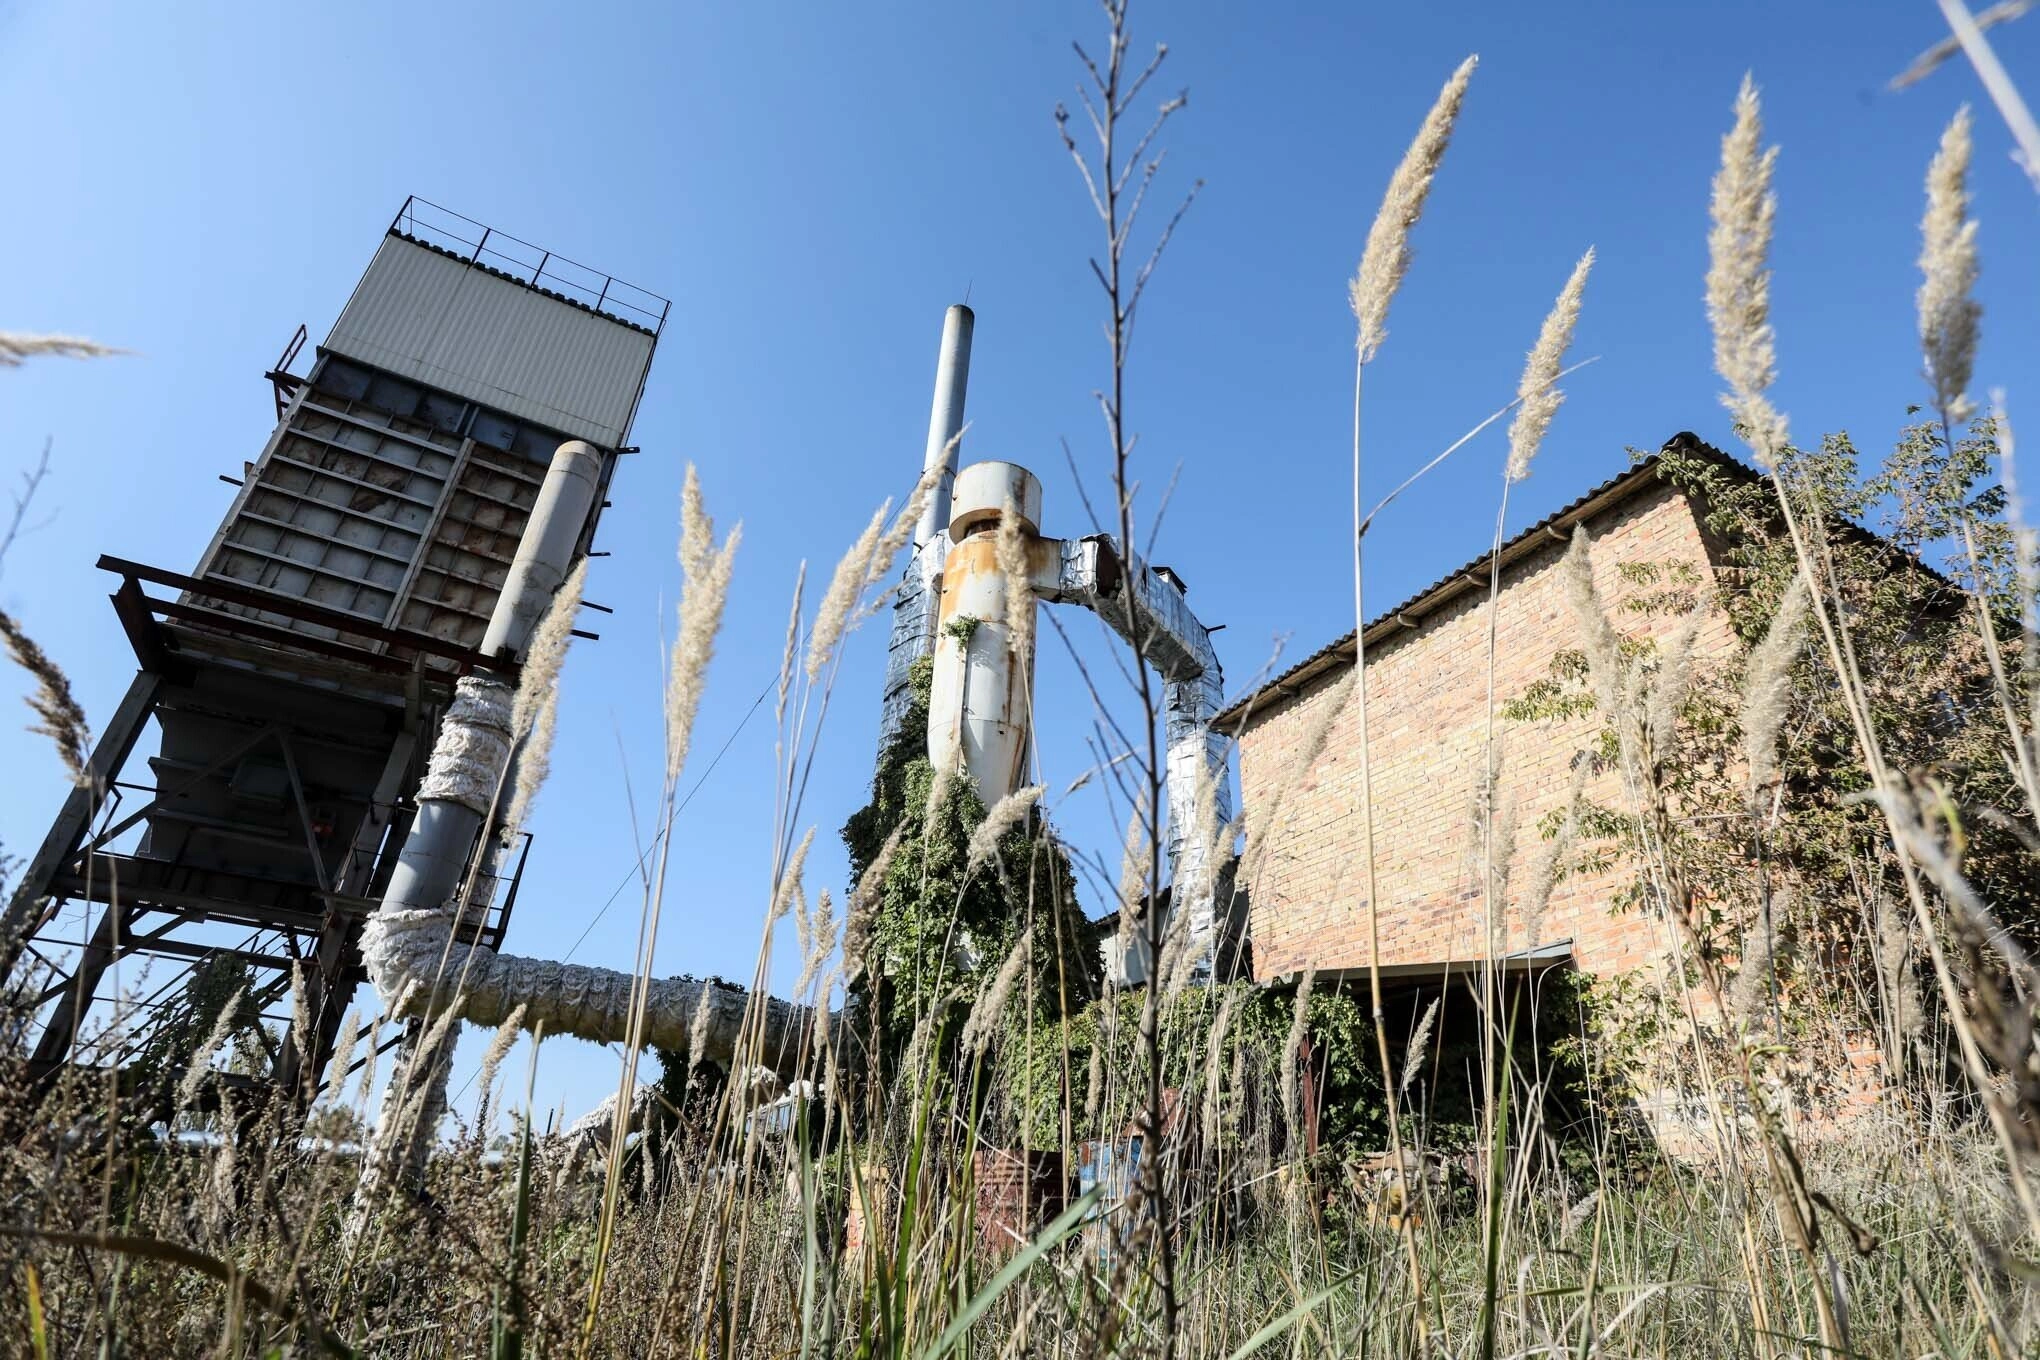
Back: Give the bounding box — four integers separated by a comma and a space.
325, 236, 654, 447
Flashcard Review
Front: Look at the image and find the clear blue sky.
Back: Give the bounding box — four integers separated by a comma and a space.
0, 2, 2031, 1128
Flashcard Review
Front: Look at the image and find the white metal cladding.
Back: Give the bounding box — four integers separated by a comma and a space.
325, 236, 655, 447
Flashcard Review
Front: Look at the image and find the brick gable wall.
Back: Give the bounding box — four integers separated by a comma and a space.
1234, 476, 1742, 984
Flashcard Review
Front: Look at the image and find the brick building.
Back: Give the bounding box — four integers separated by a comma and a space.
1217, 442, 1749, 991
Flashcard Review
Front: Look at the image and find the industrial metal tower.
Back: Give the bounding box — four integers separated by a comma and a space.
1, 199, 665, 1099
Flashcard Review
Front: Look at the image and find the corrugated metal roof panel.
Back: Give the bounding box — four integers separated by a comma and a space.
325, 236, 655, 447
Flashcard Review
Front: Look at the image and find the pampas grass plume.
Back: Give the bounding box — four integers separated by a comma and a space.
0, 333, 125, 366
807, 502, 888, 683
1400, 997, 1439, 1094
176, 988, 249, 1112
1919, 106, 1982, 428
1280, 968, 1316, 1133
773, 827, 816, 926
667, 467, 741, 784
475, 1003, 529, 1114
1351, 56, 1477, 363
1741, 572, 1809, 801
997, 491, 1034, 662
1706, 75, 1789, 464
962, 928, 1031, 1055
0, 608, 91, 781
1505, 249, 1593, 483
966, 785, 1044, 874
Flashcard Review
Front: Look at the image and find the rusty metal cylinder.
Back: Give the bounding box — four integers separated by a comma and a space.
928, 461, 1041, 803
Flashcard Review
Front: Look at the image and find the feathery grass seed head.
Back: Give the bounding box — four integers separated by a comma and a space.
513, 560, 585, 737
0, 608, 90, 781
1647, 604, 1706, 755
1280, 968, 1317, 1134
807, 501, 889, 683
776, 561, 807, 728
1351, 56, 1477, 363
0, 333, 125, 366
1706, 75, 1789, 463
962, 929, 1030, 1055
966, 785, 1044, 875
1919, 106, 1982, 428
996, 491, 1034, 662
1401, 998, 1440, 1094
475, 1004, 528, 1113
666, 467, 741, 784
1741, 572, 1810, 801
868, 458, 949, 589
773, 827, 816, 926
176, 988, 249, 1113
1506, 249, 1593, 483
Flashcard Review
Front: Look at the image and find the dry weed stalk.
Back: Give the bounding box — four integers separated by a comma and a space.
0, 332, 124, 366
0, 608, 90, 781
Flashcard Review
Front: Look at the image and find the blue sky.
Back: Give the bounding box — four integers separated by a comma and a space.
0, 1, 2031, 1127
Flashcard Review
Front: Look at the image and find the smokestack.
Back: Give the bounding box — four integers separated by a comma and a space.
913, 304, 974, 554
878, 304, 975, 749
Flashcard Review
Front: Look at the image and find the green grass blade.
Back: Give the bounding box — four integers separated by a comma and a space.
920, 1186, 1101, 1360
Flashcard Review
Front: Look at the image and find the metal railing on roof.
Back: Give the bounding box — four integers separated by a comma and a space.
388, 196, 671, 338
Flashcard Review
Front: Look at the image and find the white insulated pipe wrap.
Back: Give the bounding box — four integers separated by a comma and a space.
358, 675, 819, 1074
414, 677, 516, 814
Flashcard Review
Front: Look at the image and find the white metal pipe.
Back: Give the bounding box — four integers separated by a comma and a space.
481, 440, 602, 659
880, 306, 976, 751
913, 305, 974, 554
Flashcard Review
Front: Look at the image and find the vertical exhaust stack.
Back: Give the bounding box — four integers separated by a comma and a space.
879, 304, 975, 750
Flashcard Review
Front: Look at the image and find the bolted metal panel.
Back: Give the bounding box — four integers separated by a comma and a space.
326, 236, 655, 448
191, 390, 563, 670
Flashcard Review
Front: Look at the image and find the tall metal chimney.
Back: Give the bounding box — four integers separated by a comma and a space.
878, 304, 974, 749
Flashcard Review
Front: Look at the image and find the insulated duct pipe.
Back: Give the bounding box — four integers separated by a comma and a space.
377, 440, 601, 923
879, 305, 974, 749
358, 440, 820, 1080
1041, 537, 1233, 981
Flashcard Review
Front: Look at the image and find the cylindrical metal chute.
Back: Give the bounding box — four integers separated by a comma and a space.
928, 461, 1041, 805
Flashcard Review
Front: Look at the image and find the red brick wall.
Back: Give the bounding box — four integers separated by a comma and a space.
1236, 477, 1742, 983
